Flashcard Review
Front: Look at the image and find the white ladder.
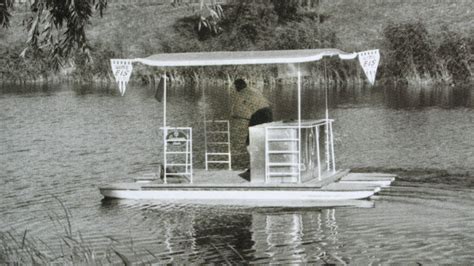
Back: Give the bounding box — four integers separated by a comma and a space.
265, 126, 301, 183
204, 120, 231, 170
163, 127, 193, 183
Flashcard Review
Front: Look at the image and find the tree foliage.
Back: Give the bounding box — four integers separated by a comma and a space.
197, 4, 224, 39
0, 0, 14, 28
383, 21, 472, 83
1, 0, 107, 70
437, 29, 472, 83
169, 1, 333, 52
0, 44, 50, 82
383, 22, 438, 79
71, 40, 116, 81
271, 0, 299, 22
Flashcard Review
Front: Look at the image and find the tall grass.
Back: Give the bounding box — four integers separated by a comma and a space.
0, 196, 248, 264
0, 197, 135, 264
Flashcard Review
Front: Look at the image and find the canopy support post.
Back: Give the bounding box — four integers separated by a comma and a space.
330, 121, 336, 173
297, 64, 302, 184
324, 60, 330, 173
203, 85, 208, 171
163, 73, 167, 184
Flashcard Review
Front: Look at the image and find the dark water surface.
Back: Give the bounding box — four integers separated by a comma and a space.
1, 83, 473, 263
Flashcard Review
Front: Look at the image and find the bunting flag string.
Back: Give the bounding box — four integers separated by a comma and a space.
111, 59, 134, 96
358, 49, 380, 85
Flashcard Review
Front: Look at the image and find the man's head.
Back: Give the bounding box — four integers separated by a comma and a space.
234, 78, 247, 92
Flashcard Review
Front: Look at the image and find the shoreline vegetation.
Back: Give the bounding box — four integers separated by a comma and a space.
0, 1, 472, 87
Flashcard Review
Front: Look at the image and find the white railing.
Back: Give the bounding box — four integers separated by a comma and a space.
264, 119, 335, 184
265, 126, 301, 183
204, 120, 232, 170
162, 127, 193, 184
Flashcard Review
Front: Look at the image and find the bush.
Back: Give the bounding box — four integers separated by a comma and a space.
272, 19, 337, 50
71, 41, 117, 81
158, 1, 343, 83
0, 44, 50, 82
437, 29, 472, 84
383, 21, 438, 79
271, 0, 299, 22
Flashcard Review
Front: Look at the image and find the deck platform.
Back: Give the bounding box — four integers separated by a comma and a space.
100, 170, 395, 206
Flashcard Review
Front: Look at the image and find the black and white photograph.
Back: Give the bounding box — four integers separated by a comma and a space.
1, 0, 473, 264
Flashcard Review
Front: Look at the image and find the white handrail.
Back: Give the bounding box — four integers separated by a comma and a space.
297, 64, 302, 184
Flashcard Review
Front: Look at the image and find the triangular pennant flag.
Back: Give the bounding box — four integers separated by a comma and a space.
358, 49, 380, 85
111, 59, 134, 96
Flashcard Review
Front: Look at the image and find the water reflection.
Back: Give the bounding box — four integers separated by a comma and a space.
382, 83, 472, 109
2, 81, 473, 263
72, 83, 118, 96
100, 199, 346, 264
0, 83, 60, 96
249, 209, 342, 263
1, 81, 471, 109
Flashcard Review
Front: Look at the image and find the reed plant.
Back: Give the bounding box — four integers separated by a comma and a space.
0, 196, 136, 264
0, 196, 249, 264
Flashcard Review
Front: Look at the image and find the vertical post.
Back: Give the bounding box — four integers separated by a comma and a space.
190, 128, 193, 183
264, 128, 269, 183
315, 124, 321, 180
297, 64, 302, 184
163, 73, 167, 129
185, 129, 189, 175
203, 86, 208, 171
163, 73, 167, 184
227, 120, 232, 170
324, 60, 330, 173
329, 121, 336, 173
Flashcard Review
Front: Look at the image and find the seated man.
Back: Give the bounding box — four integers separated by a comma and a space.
231, 78, 273, 179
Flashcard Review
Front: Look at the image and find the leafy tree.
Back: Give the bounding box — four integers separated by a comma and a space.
1, 0, 107, 70
0, 0, 14, 28
197, 4, 224, 39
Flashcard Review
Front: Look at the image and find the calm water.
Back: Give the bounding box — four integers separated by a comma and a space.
1, 82, 473, 263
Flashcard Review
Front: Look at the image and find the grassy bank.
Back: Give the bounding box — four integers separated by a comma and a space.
0, 0, 472, 85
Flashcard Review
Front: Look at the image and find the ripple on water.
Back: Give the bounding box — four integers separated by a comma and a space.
1, 84, 473, 263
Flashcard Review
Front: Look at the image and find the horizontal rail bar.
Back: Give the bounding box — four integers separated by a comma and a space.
160, 127, 193, 130
268, 163, 300, 166
205, 120, 229, 123
268, 172, 299, 176
166, 172, 192, 175
207, 131, 229, 134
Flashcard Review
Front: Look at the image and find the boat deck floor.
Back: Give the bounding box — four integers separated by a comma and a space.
102, 169, 396, 191
138, 169, 348, 187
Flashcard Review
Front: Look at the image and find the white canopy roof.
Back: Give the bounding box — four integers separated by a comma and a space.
110, 48, 380, 96
127, 49, 358, 67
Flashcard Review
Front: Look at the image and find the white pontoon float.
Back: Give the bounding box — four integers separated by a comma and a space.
100, 49, 395, 206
